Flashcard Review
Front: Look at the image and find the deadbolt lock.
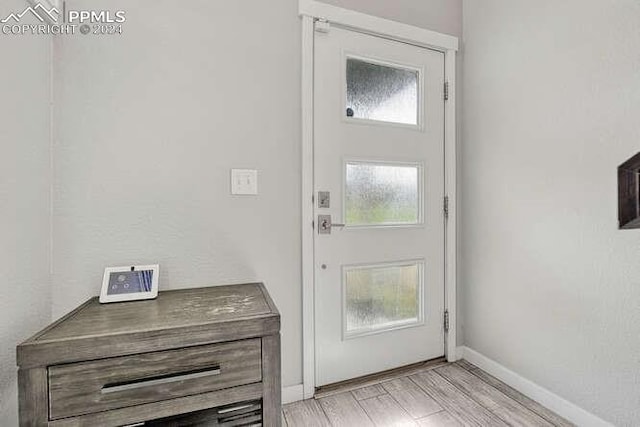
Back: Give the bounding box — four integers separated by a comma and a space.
317, 191, 330, 208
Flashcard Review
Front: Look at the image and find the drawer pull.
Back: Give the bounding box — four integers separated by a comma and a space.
217, 403, 255, 414
101, 365, 221, 394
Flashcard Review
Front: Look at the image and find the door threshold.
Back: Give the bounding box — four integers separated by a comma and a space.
314, 356, 447, 399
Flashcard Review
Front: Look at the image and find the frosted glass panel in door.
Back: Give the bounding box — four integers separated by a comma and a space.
345, 162, 421, 226
346, 58, 419, 125
344, 261, 424, 337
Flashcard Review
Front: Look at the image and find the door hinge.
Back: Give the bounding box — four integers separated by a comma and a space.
443, 195, 449, 219
444, 81, 449, 101
444, 309, 450, 333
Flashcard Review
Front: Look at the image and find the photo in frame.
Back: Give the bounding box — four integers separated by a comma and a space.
100, 264, 159, 303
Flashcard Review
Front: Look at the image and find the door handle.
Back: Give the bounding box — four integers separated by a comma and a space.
101, 365, 221, 394
318, 215, 345, 234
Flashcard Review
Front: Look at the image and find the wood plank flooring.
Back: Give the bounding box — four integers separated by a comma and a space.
282, 360, 574, 427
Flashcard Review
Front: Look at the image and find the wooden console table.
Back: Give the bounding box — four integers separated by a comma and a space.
17, 283, 281, 426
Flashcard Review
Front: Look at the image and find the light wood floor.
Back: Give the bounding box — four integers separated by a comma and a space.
282, 359, 574, 426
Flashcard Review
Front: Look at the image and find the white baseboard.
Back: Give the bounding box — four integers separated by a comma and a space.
457, 346, 612, 427
282, 384, 304, 404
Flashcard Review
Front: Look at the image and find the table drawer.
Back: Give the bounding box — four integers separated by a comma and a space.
48, 339, 262, 420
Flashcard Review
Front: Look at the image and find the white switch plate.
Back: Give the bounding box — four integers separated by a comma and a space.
231, 169, 258, 195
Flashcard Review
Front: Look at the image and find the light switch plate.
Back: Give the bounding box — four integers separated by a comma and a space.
231, 169, 258, 195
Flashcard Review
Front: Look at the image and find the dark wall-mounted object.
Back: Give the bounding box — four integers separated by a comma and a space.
618, 152, 640, 229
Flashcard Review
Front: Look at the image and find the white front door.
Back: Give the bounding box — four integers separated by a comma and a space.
314, 25, 446, 386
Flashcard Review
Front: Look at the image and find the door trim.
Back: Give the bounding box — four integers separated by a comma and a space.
300, 1, 458, 399
299, 0, 458, 51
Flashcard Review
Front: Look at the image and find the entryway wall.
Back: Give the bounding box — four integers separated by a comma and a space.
462, 1, 640, 424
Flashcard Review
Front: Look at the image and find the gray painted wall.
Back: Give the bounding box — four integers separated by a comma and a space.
52, 0, 463, 393
52, 0, 304, 389
0, 0, 52, 423
462, 0, 640, 424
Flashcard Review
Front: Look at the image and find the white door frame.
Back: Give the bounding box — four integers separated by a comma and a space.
300, 0, 459, 399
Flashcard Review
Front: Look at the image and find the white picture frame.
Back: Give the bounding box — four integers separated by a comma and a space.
100, 264, 159, 304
